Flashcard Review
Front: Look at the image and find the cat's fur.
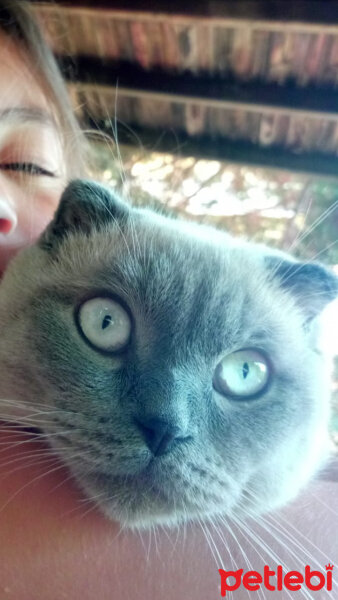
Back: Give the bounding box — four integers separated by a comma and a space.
0, 180, 336, 529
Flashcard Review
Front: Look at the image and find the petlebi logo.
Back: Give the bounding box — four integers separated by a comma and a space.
218, 563, 334, 596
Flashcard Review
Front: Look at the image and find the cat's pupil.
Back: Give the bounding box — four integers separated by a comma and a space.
242, 362, 249, 379
102, 315, 112, 330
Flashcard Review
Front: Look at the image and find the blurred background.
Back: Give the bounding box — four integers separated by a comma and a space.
30, 0, 338, 447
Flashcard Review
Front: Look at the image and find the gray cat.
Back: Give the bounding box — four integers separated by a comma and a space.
0, 180, 336, 529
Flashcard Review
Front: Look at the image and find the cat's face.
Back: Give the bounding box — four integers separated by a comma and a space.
0, 181, 336, 528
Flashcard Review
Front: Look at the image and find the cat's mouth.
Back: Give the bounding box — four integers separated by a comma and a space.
50, 434, 237, 527
65, 448, 237, 528
78, 470, 204, 527
73, 446, 175, 484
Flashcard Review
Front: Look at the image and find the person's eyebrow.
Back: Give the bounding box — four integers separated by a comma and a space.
0, 107, 56, 127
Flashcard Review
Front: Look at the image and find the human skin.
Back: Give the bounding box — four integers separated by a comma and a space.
0, 26, 337, 600
0, 30, 65, 274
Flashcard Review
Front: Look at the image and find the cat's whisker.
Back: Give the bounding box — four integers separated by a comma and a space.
135, 525, 149, 558
265, 200, 338, 284
0, 429, 79, 450
257, 524, 323, 600
127, 214, 142, 263
103, 205, 134, 263
254, 514, 311, 569
0, 455, 60, 480
243, 486, 334, 561
214, 515, 237, 572
72, 495, 103, 521
133, 526, 148, 560
169, 503, 184, 557
76, 487, 110, 504
307, 489, 338, 518
237, 512, 324, 600
218, 516, 267, 600
259, 512, 329, 573
0, 447, 58, 468
107, 116, 145, 158
286, 199, 337, 255
199, 519, 233, 599
0, 447, 58, 466
0, 418, 65, 432
197, 517, 219, 568
0, 443, 92, 478
152, 522, 160, 558
273, 240, 338, 290
198, 517, 225, 570
88, 83, 129, 196
46, 464, 85, 497
158, 521, 178, 556
273, 511, 335, 563
84, 92, 142, 267
82, 91, 127, 190
232, 515, 304, 600
112, 83, 129, 196
16, 407, 76, 419
58, 483, 105, 519
284, 185, 314, 252
0, 395, 75, 411
182, 513, 188, 551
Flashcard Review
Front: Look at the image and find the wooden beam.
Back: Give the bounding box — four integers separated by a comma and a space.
31, 1, 338, 25
59, 56, 338, 119
30, 2, 338, 32
87, 118, 338, 178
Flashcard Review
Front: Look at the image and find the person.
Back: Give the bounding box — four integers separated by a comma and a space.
0, 2, 337, 599
0, 0, 86, 274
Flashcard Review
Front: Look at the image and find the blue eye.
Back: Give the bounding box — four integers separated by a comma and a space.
0, 162, 55, 176
213, 349, 271, 399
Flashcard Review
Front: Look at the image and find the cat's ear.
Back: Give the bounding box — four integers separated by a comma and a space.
39, 179, 129, 251
265, 256, 338, 320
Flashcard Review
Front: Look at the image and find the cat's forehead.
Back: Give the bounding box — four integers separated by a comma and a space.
97, 211, 253, 306
65, 212, 287, 355
25, 207, 299, 361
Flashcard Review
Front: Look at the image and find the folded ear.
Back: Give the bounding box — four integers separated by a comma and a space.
39, 179, 129, 252
265, 256, 338, 321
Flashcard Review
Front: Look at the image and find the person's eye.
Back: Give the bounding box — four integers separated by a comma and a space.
0, 162, 56, 177
76, 297, 132, 354
213, 349, 271, 399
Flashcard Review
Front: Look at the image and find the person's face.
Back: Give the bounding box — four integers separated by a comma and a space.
0, 31, 66, 273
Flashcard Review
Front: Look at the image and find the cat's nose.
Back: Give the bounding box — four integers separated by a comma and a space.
0, 200, 17, 235
135, 416, 189, 456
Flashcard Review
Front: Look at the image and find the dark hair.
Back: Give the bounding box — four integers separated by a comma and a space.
0, 0, 87, 177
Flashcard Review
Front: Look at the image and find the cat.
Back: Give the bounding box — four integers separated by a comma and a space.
0, 179, 336, 529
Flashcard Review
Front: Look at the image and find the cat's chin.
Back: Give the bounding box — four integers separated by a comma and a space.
71, 465, 238, 530
101, 498, 195, 530
96, 492, 233, 531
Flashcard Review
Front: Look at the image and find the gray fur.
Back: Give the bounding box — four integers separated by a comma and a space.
0, 180, 336, 529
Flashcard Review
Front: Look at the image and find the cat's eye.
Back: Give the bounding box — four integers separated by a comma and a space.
213, 349, 270, 399
77, 297, 131, 353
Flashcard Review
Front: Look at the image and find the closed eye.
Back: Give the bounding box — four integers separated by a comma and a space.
0, 162, 56, 177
